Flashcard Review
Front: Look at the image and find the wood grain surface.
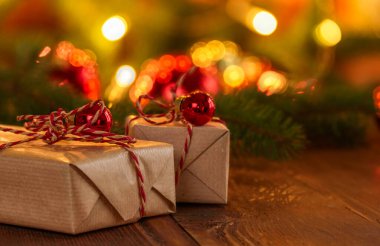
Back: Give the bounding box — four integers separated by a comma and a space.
1, 144, 380, 245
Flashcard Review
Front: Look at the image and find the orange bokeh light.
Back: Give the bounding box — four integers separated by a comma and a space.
69, 49, 90, 67
374, 86, 380, 111
241, 57, 262, 83
56, 41, 75, 60
135, 75, 154, 93
159, 55, 176, 71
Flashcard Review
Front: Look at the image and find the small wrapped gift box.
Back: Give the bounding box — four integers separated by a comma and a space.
0, 126, 175, 234
126, 116, 230, 204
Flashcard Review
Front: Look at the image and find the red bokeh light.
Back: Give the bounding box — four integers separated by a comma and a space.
159, 55, 176, 71
176, 55, 192, 72
156, 70, 172, 84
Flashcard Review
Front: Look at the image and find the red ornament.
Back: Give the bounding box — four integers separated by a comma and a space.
180, 91, 215, 126
74, 102, 113, 132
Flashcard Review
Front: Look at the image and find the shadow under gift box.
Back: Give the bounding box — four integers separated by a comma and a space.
126, 116, 230, 204
0, 126, 176, 234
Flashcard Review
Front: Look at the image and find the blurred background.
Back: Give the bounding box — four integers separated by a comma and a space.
1, 0, 380, 159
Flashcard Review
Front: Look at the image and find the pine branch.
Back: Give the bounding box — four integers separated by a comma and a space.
215, 91, 306, 160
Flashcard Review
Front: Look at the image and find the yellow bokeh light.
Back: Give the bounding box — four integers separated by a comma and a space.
135, 75, 154, 92
191, 47, 213, 67
115, 65, 136, 87
102, 16, 128, 41
223, 65, 245, 87
251, 10, 277, 36
206, 40, 226, 61
108, 86, 123, 102
190, 42, 207, 54
222, 41, 240, 64
314, 19, 342, 47
129, 85, 145, 103
257, 71, 287, 95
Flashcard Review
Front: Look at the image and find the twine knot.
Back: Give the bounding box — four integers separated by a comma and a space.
40, 109, 67, 144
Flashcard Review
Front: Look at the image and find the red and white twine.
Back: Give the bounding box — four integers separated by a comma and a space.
0, 100, 146, 217
127, 95, 222, 186
176, 123, 193, 184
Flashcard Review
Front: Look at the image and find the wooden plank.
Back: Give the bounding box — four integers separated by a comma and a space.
289, 144, 380, 227
0, 215, 197, 246
140, 216, 198, 246
173, 154, 380, 245
2, 145, 380, 245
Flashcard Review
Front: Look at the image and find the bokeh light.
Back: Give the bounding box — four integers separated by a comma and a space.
156, 70, 172, 84
191, 40, 232, 67
129, 85, 144, 103
159, 55, 176, 71
141, 59, 160, 78
69, 49, 91, 67
56, 41, 75, 60
241, 57, 263, 82
176, 55, 192, 72
206, 40, 226, 61
102, 16, 128, 41
191, 46, 213, 67
38, 46, 51, 58
135, 75, 154, 93
223, 65, 245, 87
223, 41, 239, 56
257, 71, 287, 95
374, 86, 380, 111
115, 65, 136, 87
251, 10, 277, 36
314, 19, 342, 47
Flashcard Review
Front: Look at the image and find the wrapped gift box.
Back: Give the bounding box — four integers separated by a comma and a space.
126, 116, 230, 204
0, 126, 176, 234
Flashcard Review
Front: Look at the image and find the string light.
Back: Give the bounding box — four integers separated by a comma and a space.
102, 16, 128, 41
314, 19, 342, 47
223, 65, 245, 87
250, 10, 277, 36
257, 71, 287, 95
115, 65, 136, 87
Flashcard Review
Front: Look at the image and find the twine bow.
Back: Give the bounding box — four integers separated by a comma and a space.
0, 100, 147, 216
127, 94, 224, 185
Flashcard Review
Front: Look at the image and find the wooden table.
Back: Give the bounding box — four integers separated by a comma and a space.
1, 144, 380, 245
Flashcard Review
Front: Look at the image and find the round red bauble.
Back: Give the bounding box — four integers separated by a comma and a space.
180, 91, 215, 126
74, 102, 113, 132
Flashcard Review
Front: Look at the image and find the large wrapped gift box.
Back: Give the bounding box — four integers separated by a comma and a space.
126, 116, 230, 204
0, 126, 175, 234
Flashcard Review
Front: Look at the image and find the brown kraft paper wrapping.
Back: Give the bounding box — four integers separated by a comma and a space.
0, 126, 176, 234
126, 116, 230, 204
